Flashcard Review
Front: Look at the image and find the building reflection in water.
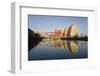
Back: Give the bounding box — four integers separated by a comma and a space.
67, 41, 78, 55
35, 39, 78, 55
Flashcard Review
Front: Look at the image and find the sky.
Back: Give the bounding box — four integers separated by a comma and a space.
28, 15, 88, 36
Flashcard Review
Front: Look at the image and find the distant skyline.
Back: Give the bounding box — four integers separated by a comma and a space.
28, 15, 88, 36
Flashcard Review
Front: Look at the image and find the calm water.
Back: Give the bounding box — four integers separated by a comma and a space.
28, 39, 88, 61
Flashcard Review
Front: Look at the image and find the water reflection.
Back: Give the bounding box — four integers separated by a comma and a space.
28, 38, 42, 51
39, 39, 78, 55
67, 41, 78, 55
28, 39, 88, 60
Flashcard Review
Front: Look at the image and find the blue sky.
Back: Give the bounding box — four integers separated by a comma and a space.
28, 15, 88, 36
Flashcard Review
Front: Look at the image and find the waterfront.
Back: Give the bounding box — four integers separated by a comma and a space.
28, 15, 88, 61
